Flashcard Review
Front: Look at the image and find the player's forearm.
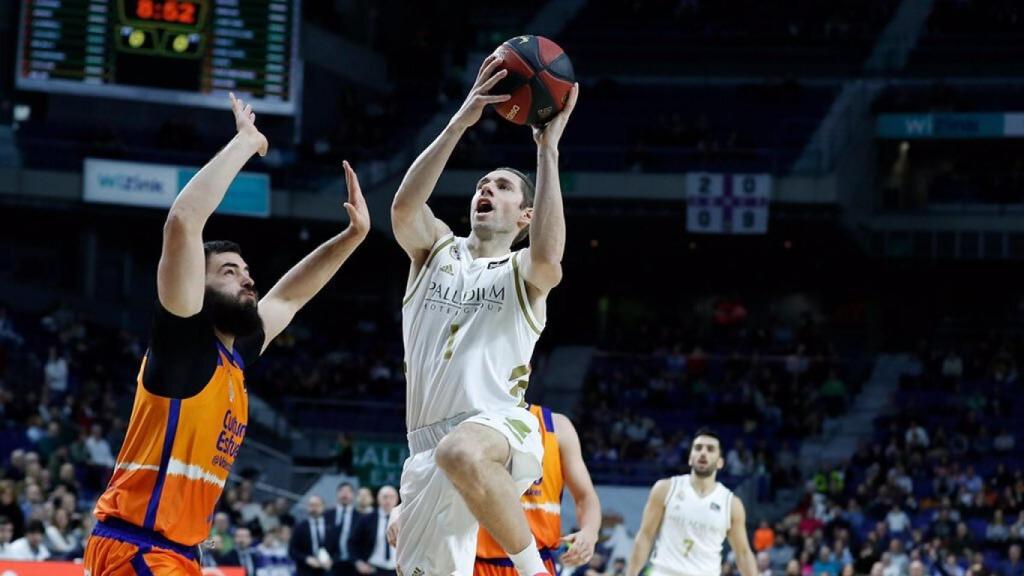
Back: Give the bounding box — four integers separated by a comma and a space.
736, 551, 758, 576
265, 228, 366, 306
627, 535, 653, 576
393, 123, 465, 213
576, 491, 602, 541
169, 134, 262, 229
529, 146, 566, 264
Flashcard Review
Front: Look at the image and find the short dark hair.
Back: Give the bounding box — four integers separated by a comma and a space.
693, 427, 721, 445
496, 167, 535, 245
25, 520, 44, 535
337, 482, 353, 493
203, 240, 242, 259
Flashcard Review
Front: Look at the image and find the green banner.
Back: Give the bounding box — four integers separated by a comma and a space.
353, 441, 409, 488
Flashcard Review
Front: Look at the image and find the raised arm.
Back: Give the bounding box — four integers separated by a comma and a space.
257, 161, 370, 351
627, 478, 671, 576
727, 496, 758, 576
391, 55, 510, 260
158, 93, 268, 317
553, 412, 602, 568
519, 84, 579, 298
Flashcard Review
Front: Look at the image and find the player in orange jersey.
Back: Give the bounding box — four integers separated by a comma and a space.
475, 405, 601, 575
83, 93, 370, 576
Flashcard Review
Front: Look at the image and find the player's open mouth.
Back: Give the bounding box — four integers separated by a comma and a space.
476, 199, 494, 213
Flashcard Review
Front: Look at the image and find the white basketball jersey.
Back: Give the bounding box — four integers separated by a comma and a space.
651, 475, 733, 576
402, 235, 545, 429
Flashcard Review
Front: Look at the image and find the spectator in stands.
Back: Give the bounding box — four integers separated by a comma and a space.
1000, 545, 1024, 576
21, 483, 46, 522
290, 495, 335, 575
994, 429, 1016, 453
44, 346, 69, 399
44, 507, 78, 559
755, 519, 776, 552
812, 546, 842, 576
332, 433, 354, 474
0, 307, 23, 347
255, 525, 296, 575
83, 423, 114, 488
950, 524, 973, 556
329, 481, 359, 576
906, 421, 930, 450
356, 487, 375, 516
210, 512, 235, 556
352, 485, 398, 576
932, 508, 956, 541
938, 553, 965, 576
0, 517, 13, 556
771, 533, 797, 572
941, 351, 963, 382
215, 525, 253, 572
960, 467, 985, 498
888, 504, 913, 537
888, 540, 910, 576
728, 440, 747, 476
1011, 512, 1024, 540
820, 370, 848, 415
0, 481, 24, 538
758, 551, 773, 576
0, 519, 50, 561
989, 510, 1012, 544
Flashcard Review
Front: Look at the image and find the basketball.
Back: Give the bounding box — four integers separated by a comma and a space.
490, 35, 575, 127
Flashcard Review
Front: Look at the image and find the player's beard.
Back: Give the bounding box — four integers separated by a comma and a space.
692, 461, 716, 478
204, 287, 263, 337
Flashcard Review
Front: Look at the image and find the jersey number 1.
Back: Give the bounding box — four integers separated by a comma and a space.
443, 324, 460, 360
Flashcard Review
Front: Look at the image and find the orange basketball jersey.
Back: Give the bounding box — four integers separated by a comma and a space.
477, 404, 563, 559
94, 342, 248, 546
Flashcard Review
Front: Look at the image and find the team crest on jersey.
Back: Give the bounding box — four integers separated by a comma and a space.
449, 244, 460, 259
711, 502, 721, 512
487, 258, 510, 269
440, 263, 454, 276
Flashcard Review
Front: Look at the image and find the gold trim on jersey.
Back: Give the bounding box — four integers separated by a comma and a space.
403, 235, 456, 307
511, 252, 543, 336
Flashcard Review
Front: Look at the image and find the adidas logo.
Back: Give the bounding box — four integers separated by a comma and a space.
440, 264, 454, 276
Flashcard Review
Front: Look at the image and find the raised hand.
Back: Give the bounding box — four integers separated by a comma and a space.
342, 160, 370, 238
533, 83, 579, 150
229, 92, 268, 157
451, 54, 512, 130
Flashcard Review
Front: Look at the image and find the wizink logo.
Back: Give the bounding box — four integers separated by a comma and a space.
904, 115, 933, 136
98, 173, 165, 194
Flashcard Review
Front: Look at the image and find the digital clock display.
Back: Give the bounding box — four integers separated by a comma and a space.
128, 0, 199, 26
16, 0, 300, 115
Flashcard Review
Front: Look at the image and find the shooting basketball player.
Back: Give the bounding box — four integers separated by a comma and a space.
83, 94, 370, 576
475, 405, 602, 576
627, 429, 758, 576
390, 52, 579, 576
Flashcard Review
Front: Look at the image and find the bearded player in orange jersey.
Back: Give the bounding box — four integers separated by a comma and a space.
84, 94, 370, 576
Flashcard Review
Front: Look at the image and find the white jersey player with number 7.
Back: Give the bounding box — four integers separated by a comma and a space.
390, 53, 579, 576
628, 429, 759, 576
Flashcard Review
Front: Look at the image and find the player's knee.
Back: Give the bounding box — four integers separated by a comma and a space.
436, 434, 481, 476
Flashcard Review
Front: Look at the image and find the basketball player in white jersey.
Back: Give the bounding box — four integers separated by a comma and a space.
390, 53, 579, 576
628, 429, 759, 576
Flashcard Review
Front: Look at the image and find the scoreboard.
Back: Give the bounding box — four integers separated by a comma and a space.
16, 0, 300, 114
